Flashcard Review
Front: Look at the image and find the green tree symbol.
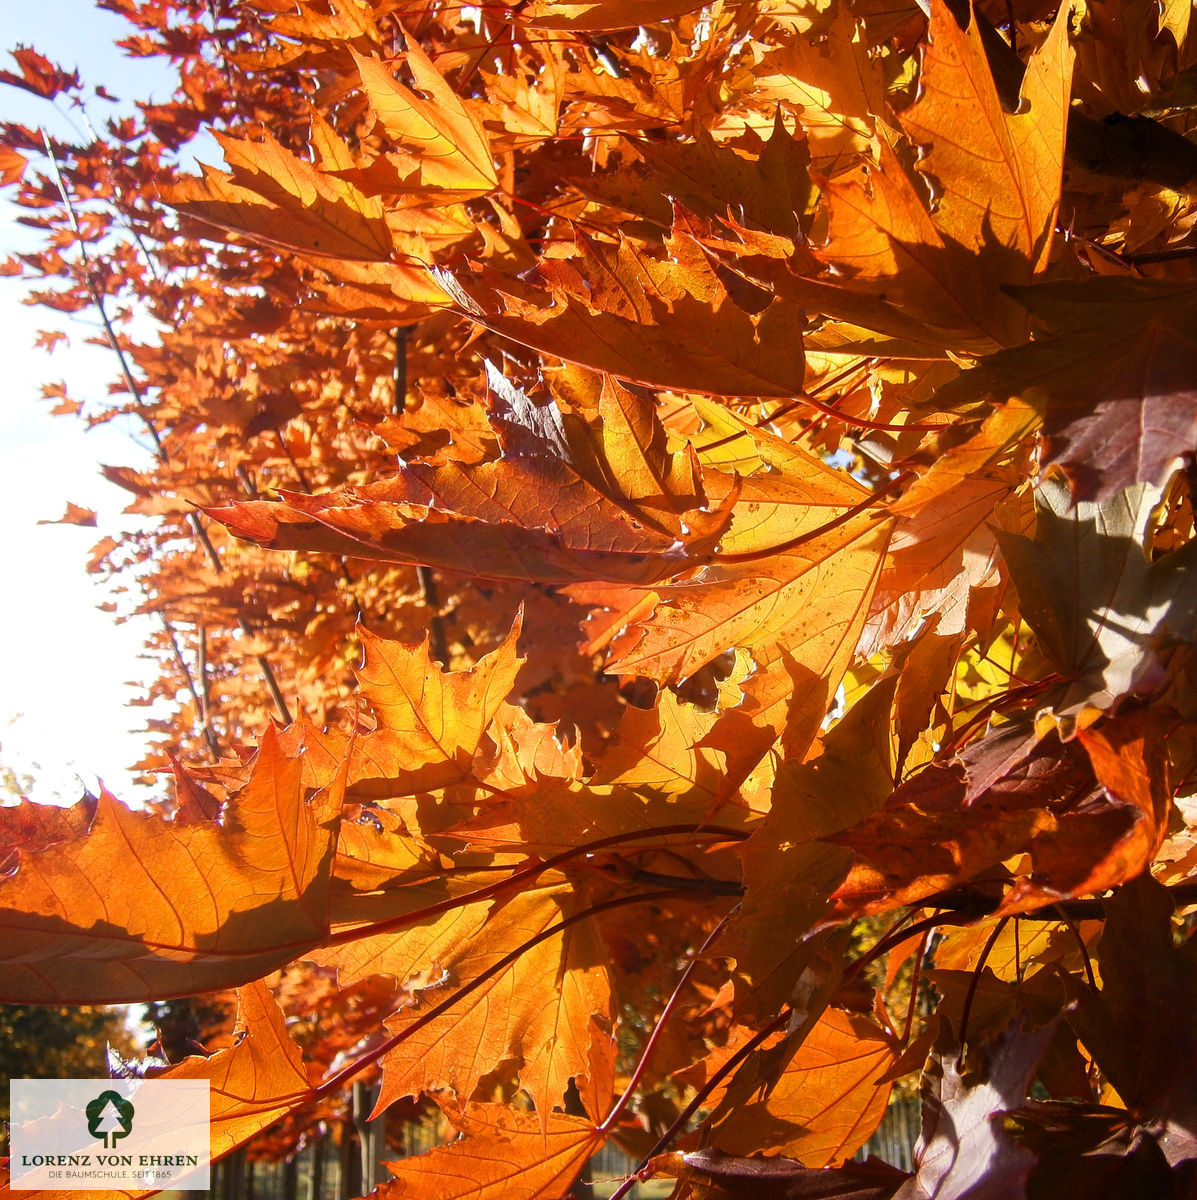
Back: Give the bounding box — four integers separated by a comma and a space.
85, 1090, 134, 1149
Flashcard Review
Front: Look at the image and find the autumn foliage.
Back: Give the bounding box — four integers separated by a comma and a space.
3, 0, 1197, 1195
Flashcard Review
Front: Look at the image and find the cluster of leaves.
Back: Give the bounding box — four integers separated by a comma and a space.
3, 0, 1197, 1196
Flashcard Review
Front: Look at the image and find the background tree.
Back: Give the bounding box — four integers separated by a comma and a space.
0, 1005, 136, 1141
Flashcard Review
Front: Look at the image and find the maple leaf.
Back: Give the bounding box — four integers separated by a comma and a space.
709, 1008, 900, 1166
997, 476, 1197, 731
0, 984, 312, 1200
1000, 712, 1173, 911
577, 117, 815, 244
167, 980, 314, 1162
863, 398, 1039, 651
726, 674, 902, 1020
442, 229, 808, 398
519, 1, 708, 29
812, 137, 1002, 350
341, 37, 497, 201
1008, 1101, 1183, 1199
316, 611, 753, 848
827, 726, 1089, 918
825, 700, 1180, 912
893, 1017, 1057, 1200
209, 367, 739, 586
382, 894, 610, 1127
586, 399, 894, 691
0, 730, 343, 1002
828, 705, 1171, 918
752, 3, 887, 169
602, 509, 892, 685
167, 752, 223, 822
445, 775, 752, 858
796, 2, 1074, 352
7, 0, 1197, 1191
899, 3, 1071, 280
479, 32, 568, 153
1066, 876, 1197, 1166
377, 1103, 603, 1199
348, 613, 524, 796
319, 877, 612, 1121
165, 124, 394, 262
936, 279, 1197, 502
304, 643, 623, 1120
0, 45, 81, 98
33, 329, 68, 352
588, 686, 739, 802
37, 501, 97, 527
0, 790, 96, 850
0, 142, 27, 185
1157, 0, 1193, 46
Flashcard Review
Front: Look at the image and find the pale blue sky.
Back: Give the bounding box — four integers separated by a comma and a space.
1, 0, 188, 802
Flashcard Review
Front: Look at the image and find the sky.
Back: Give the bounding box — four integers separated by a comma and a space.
1, 0, 187, 804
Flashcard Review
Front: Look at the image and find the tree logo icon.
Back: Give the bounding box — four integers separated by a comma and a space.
85, 1090, 135, 1149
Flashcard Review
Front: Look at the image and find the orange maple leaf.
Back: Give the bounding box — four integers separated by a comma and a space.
0, 731, 343, 1002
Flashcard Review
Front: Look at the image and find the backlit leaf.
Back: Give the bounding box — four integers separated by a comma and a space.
712, 1008, 899, 1166
520, 1, 707, 30
444, 231, 808, 398
347, 38, 497, 200
165, 126, 394, 262
377, 1104, 603, 1199
0, 731, 342, 1002
349, 614, 524, 795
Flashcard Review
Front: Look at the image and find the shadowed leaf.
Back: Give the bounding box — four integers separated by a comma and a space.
937, 280, 1197, 502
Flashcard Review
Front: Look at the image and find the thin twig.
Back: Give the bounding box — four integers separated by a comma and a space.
42, 132, 166, 460
416, 565, 450, 665
1054, 904, 1098, 992
599, 909, 737, 1134
69, 106, 166, 286
605, 866, 743, 896
609, 1010, 791, 1200
323, 824, 748, 947
900, 923, 934, 1048
392, 324, 450, 660
160, 613, 221, 759
957, 916, 1008, 1070
1121, 245, 1197, 264
198, 626, 211, 744
41, 131, 293, 725
393, 327, 409, 414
